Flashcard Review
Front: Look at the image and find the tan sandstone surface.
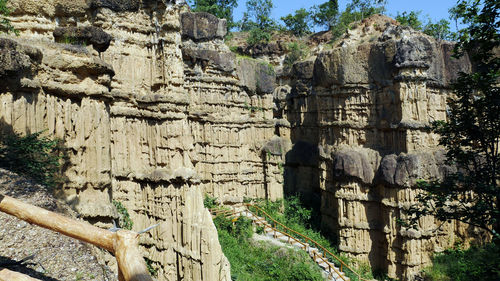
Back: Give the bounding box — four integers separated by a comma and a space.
0, 1, 483, 280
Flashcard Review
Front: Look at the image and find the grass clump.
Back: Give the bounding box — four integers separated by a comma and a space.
0, 131, 66, 189
422, 242, 500, 281
213, 213, 324, 281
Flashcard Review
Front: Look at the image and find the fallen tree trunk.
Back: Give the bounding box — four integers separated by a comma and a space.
0, 268, 42, 281
0, 194, 153, 281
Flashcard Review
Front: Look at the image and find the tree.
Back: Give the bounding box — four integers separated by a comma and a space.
281, 8, 312, 36
327, 1, 383, 40
408, 0, 500, 237
396, 11, 454, 40
240, 0, 276, 31
346, 0, 386, 20
396, 11, 424, 30
240, 0, 277, 45
423, 18, 453, 40
311, 0, 339, 30
189, 0, 238, 30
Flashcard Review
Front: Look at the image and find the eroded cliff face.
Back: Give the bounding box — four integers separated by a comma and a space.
279, 15, 483, 280
0, 1, 285, 280
0, 3, 482, 280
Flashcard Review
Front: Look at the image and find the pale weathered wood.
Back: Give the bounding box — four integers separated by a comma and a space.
0, 194, 154, 281
0, 194, 115, 252
0, 268, 42, 281
114, 231, 153, 281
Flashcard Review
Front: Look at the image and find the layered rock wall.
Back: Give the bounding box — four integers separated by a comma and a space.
1, 1, 284, 280
281, 16, 478, 280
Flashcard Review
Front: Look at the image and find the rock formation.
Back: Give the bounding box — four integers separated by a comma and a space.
279, 15, 482, 280
0, 1, 482, 280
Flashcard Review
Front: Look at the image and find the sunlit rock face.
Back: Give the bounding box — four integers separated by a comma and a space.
280, 14, 482, 280
0, 2, 482, 280
0, 1, 286, 280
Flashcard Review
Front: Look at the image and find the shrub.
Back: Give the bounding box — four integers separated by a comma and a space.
113, 200, 133, 230
246, 27, 271, 45
284, 42, 307, 68
0, 0, 18, 35
203, 195, 218, 209
255, 195, 374, 281
0, 131, 66, 188
423, 242, 500, 281
213, 214, 324, 280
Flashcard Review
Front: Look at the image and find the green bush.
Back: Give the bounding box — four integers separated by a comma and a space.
203, 195, 218, 209
0, 0, 18, 35
113, 200, 133, 230
213, 214, 324, 281
254, 195, 374, 281
423, 242, 500, 281
284, 42, 307, 68
246, 27, 271, 45
0, 131, 66, 188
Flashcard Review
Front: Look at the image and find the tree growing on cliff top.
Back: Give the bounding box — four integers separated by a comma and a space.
281, 8, 312, 36
408, 0, 500, 238
311, 0, 339, 30
240, 0, 277, 45
396, 11, 454, 40
189, 0, 238, 30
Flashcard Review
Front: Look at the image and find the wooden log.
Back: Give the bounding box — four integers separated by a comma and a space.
0, 195, 153, 281
0, 194, 114, 252
0, 268, 42, 281
114, 231, 153, 281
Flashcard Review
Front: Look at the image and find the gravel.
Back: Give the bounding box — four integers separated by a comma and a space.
0, 168, 117, 281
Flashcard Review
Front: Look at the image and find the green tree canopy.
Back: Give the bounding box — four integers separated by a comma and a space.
396, 10, 454, 40
408, 0, 500, 237
240, 0, 277, 45
189, 0, 238, 30
281, 8, 312, 36
396, 11, 424, 30
346, 0, 386, 20
240, 0, 276, 31
311, 0, 339, 30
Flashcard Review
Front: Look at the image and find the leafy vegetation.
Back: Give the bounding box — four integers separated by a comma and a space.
213, 212, 324, 281
113, 200, 133, 230
0, 131, 66, 189
252, 196, 374, 280
311, 0, 339, 30
188, 0, 238, 30
281, 8, 312, 36
346, 0, 386, 20
328, 1, 385, 40
408, 0, 500, 237
0, 0, 17, 35
423, 242, 500, 281
203, 194, 218, 209
396, 11, 454, 40
144, 257, 158, 277
239, 0, 277, 45
283, 42, 308, 67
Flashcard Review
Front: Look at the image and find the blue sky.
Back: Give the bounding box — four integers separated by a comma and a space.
232, 0, 461, 31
